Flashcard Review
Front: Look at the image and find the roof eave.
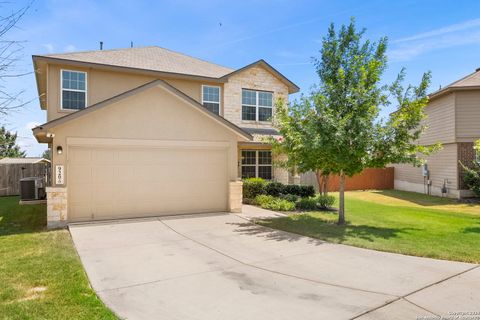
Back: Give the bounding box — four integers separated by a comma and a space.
32, 56, 47, 110
429, 85, 480, 101
32, 55, 229, 84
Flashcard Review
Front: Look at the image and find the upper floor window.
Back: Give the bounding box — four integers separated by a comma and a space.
61, 70, 87, 110
242, 89, 273, 122
202, 85, 220, 115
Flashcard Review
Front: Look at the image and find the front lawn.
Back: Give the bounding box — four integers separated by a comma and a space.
0, 196, 116, 319
258, 190, 480, 263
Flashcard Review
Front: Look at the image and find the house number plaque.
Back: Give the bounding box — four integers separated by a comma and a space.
55, 165, 64, 185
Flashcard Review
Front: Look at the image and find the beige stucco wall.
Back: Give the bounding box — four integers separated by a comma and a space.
46, 63, 224, 122
49, 85, 240, 188
394, 143, 459, 197
455, 91, 480, 142
223, 66, 289, 129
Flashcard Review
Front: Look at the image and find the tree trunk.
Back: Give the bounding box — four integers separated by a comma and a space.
323, 175, 329, 196
315, 170, 329, 196
316, 170, 324, 195
338, 171, 346, 225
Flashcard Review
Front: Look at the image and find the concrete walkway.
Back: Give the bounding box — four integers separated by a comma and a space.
70, 209, 480, 320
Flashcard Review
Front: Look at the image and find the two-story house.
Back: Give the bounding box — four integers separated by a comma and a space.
32, 46, 299, 227
394, 68, 480, 198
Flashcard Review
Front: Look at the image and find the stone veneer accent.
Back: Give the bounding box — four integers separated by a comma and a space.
46, 187, 67, 229
273, 153, 289, 184
228, 181, 243, 213
223, 66, 288, 129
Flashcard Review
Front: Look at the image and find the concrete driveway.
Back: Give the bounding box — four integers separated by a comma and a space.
69, 209, 480, 320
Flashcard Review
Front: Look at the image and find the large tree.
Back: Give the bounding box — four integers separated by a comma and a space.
0, 126, 26, 158
273, 19, 437, 224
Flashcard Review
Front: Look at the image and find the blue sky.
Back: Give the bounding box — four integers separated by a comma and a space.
3, 0, 480, 156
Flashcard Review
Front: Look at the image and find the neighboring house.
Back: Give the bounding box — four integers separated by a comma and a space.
394, 68, 480, 198
31, 46, 299, 227
0, 157, 50, 164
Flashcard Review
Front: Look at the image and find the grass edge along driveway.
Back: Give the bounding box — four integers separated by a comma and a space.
258, 190, 480, 263
0, 196, 117, 320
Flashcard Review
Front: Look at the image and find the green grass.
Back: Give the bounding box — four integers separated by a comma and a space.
258, 190, 480, 263
0, 196, 117, 320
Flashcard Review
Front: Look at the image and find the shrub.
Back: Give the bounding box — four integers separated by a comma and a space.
242, 197, 258, 205
281, 184, 315, 198
255, 195, 296, 211
298, 185, 315, 198
316, 194, 335, 208
463, 164, 480, 197
284, 184, 301, 196
296, 197, 318, 210
243, 178, 267, 199
265, 182, 285, 197
296, 194, 335, 210
279, 193, 299, 202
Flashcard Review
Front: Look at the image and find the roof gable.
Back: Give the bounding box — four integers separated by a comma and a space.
221, 60, 299, 94
33, 80, 252, 142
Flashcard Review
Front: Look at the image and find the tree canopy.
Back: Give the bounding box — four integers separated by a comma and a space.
272, 18, 438, 224
0, 126, 26, 158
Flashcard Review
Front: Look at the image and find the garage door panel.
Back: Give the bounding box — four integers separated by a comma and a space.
70, 148, 92, 163
92, 166, 115, 183
114, 166, 135, 183
69, 184, 92, 204
69, 165, 92, 184
69, 205, 92, 221
92, 185, 115, 204
92, 149, 115, 162
68, 145, 228, 221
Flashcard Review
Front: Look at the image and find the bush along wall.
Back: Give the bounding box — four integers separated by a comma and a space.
243, 178, 315, 200
243, 178, 332, 211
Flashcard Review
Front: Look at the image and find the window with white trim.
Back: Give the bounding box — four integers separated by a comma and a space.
241, 150, 272, 179
242, 89, 273, 122
202, 85, 220, 115
61, 70, 87, 110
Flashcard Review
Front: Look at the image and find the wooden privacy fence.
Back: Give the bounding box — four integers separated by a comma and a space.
300, 167, 394, 192
0, 163, 50, 196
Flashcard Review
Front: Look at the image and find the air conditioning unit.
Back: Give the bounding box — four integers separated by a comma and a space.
19, 177, 46, 201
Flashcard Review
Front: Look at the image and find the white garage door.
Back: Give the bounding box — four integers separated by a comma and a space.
68, 145, 228, 222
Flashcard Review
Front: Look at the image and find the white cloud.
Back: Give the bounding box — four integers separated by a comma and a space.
393, 18, 480, 43
389, 18, 480, 61
64, 44, 76, 52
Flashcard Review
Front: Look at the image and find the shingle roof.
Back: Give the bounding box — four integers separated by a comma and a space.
0, 157, 50, 164
449, 69, 480, 87
42, 46, 234, 78
430, 68, 480, 99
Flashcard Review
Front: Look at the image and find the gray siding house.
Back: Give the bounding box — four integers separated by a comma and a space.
394, 68, 480, 198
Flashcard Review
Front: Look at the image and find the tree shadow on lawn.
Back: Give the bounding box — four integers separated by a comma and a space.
230, 214, 420, 245
462, 226, 480, 233
371, 189, 478, 207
